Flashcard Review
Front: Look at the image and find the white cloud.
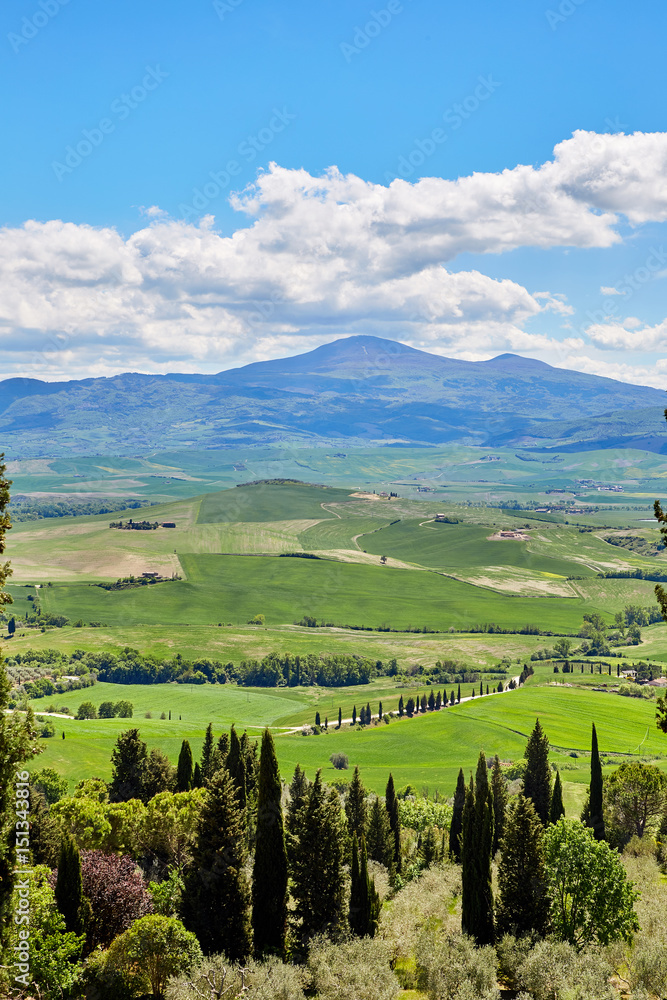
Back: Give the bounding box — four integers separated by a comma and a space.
3, 129, 667, 380
585, 319, 667, 351
600, 286, 623, 295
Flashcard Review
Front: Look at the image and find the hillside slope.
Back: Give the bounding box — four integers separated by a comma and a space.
2, 336, 665, 455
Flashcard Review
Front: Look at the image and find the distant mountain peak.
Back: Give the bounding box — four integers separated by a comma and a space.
482, 353, 554, 370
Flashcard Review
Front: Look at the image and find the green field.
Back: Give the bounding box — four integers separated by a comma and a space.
27, 681, 667, 804
5, 475, 667, 811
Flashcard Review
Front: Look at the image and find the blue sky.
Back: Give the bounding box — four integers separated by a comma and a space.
2, 0, 667, 386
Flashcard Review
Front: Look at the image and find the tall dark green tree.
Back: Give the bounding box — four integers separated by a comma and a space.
549, 770, 565, 825
491, 755, 508, 855
226, 725, 247, 810
345, 766, 368, 842
109, 728, 148, 802
349, 835, 380, 938
217, 731, 229, 763
523, 718, 552, 825
291, 771, 346, 950
193, 761, 203, 788
366, 795, 394, 872
0, 456, 42, 957
285, 764, 310, 870
457, 683, 461, 703
252, 729, 288, 958
176, 739, 193, 792
587, 723, 606, 840
496, 793, 549, 938
182, 767, 252, 960
385, 773, 401, 873
461, 754, 495, 945
337, 707, 342, 729
54, 834, 86, 937
200, 722, 215, 782
449, 768, 466, 862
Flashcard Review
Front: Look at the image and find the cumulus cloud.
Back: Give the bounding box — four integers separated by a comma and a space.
585, 318, 667, 351
3, 129, 667, 380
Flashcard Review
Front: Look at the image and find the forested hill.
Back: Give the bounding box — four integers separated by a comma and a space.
2, 335, 665, 456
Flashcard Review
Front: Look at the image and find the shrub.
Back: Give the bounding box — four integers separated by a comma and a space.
76, 701, 97, 720
415, 931, 499, 1000
166, 954, 307, 1000
31, 767, 69, 805
106, 915, 202, 999
308, 936, 400, 1000
516, 940, 615, 1000
627, 939, 667, 998
330, 753, 349, 770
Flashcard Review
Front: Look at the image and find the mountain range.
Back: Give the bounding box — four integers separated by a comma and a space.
1, 336, 665, 457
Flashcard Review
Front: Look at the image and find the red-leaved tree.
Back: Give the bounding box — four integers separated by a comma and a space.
52, 850, 152, 950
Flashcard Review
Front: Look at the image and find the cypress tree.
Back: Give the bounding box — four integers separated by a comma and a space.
252, 729, 288, 958
428, 691, 435, 711
421, 826, 438, 866
588, 722, 606, 840
182, 767, 252, 959
366, 795, 394, 871
226, 725, 247, 809
315, 711, 321, 728
460, 779, 476, 936
337, 707, 342, 728
193, 761, 202, 788
378, 700, 383, 719
54, 834, 86, 937
345, 765, 368, 842
549, 769, 565, 824
491, 755, 508, 855
486, 684, 489, 695
436, 691, 442, 710
291, 772, 346, 950
398, 695, 404, 717
450, 689, 456, 706
420, 694, 427, 713
286, 764, 310, 869
352, 705, 357, 725
109, 728, 148, 802
522, 718, 552, 825
217, 731, 229, 762
385, 773, 401, 873
457, 683, 461, 703
461, 754, 495, 945
176, 739, 193, 792
496, 793, 549, 939
480, 681, 483, 697
366, 701, 372, 724
200, 722, 215, 781
349, 835, 380, 937
449, 768, 465, 862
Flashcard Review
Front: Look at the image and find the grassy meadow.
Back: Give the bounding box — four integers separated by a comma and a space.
3, 475, 666, 811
